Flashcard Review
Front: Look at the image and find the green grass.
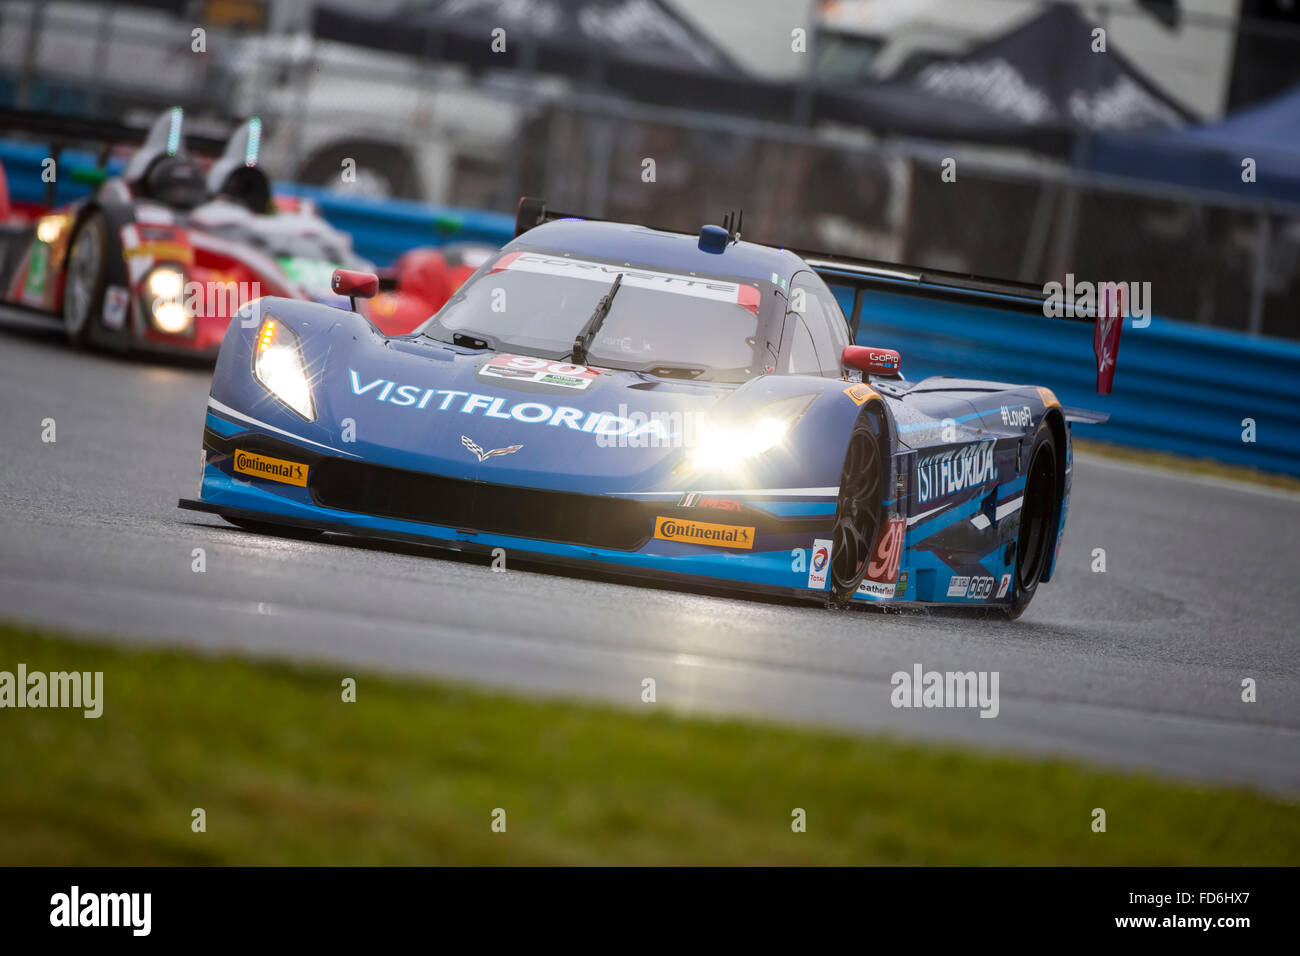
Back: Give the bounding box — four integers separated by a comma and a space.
1, 623, 1296, 865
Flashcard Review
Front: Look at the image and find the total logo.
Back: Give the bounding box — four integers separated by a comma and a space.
1000, 405, 1032, 427
807, 537, 832, 590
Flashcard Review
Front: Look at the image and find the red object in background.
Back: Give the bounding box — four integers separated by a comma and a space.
1094, 284, 1123, 394
363, 244, 492, 336
0, 159, 10, 221
841, 345, 901, 376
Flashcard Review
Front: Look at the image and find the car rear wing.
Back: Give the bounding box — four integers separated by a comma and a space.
795, 251, 1123, 395
514, 196, 1122, 396
0, 107, 227, 206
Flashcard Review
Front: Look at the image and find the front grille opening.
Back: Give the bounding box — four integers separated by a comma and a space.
309, 459, 653, 551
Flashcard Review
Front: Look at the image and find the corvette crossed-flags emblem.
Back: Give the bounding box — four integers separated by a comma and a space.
461, 435, 522, 462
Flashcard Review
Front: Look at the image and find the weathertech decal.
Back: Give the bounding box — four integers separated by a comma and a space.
233, 449, 308, 486
492, 252, 761, 313
654, 517, 755, 550
480, 354, 602, 390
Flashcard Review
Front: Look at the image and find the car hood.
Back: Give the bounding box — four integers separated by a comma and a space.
312, 333, 750, 495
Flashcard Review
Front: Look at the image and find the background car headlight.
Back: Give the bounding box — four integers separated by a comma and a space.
145, 266, 191, 333
148, 267, 185, 300
253, 317, 316, 421
151, 301, 190, 333
686, 395, 813, 473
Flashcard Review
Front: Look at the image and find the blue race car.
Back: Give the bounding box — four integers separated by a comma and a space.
179, 198, 1110, 618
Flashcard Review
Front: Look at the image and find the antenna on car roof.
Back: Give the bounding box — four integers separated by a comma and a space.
722, 209, 743, 244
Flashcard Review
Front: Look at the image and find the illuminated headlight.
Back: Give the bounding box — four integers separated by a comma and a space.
253, 317, 315, 420
148, 267, 185, 300
36, 215, 68, 245
686, 395, 813, 473
152, 301, 190, 333
145, 266, 191, 333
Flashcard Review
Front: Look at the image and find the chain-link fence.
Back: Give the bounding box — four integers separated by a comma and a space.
512, 99, 1299, 339
4, 0, 1297, 339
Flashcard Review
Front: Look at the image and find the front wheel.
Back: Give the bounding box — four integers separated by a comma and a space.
828, 408, 886, 606
1002, 423, 1060, 620
62, 211, 108, 347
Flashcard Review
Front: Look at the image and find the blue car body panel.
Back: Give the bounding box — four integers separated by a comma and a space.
183, 219, 1080, 610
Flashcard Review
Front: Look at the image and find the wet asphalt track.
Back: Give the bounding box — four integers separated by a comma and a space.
1, 308, 1297, 795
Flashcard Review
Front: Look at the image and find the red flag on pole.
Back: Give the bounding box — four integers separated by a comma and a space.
1093, 284, 1123, 394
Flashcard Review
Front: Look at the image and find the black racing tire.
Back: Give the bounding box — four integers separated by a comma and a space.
61, 210, 109, 348
223, 517, 326, 541
1002, 422, 1060, 620
828, 406, 887, 607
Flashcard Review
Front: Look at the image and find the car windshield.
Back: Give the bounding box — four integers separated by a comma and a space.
419, 247, 779, 383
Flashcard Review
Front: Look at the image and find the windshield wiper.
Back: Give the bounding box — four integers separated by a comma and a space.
570, 273, 623, 366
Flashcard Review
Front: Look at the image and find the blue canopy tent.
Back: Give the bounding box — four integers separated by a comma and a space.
1085, 82, 1300, 205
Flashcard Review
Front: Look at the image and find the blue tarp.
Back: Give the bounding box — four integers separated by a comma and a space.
1085, 81, 1300, 205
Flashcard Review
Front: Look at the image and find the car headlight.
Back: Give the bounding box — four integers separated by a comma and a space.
145, 266, 190, 333
253, 317, 316, 421
36, 214, 68, 245
686, 395, 813, 473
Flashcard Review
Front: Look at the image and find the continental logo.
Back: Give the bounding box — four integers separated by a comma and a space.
843, 383, 879, 406
233, 449, 308, 487
654, 516, 755, 550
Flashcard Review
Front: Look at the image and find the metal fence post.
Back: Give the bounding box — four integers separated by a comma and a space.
1247, 211, 1271, 336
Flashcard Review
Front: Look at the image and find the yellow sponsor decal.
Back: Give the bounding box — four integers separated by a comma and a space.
1036, 386, 1061, 409
654, 516, 755, 550
843, 383, 878, 405
233, 449, 308, 487
126, 240, 194, 264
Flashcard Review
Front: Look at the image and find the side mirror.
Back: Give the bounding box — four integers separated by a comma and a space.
842, 345, 901, 377
331, 268, 378, 302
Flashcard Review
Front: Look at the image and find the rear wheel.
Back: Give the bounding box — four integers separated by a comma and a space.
1003, 424, 1060, 619
829, 409, 885, 606
62, 211, 108, 347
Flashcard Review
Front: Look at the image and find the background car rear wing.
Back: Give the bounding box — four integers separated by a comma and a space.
514, 195, 1122, 396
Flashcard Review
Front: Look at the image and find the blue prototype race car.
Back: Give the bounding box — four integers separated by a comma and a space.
179, 198, 1112, 618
